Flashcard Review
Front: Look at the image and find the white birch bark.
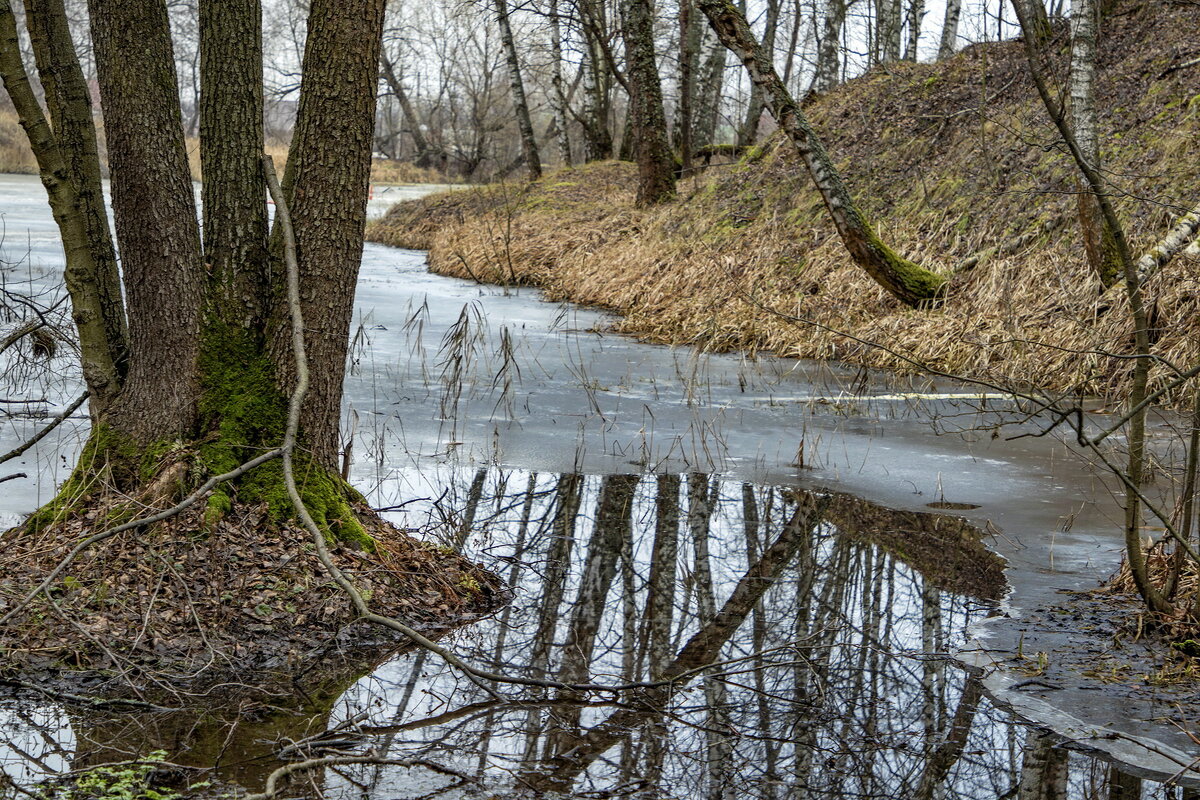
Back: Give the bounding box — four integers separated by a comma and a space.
905, 0, 925, 61
938, 0, 961, 59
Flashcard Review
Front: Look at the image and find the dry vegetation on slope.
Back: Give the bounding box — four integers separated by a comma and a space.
369, 2, 1200, 407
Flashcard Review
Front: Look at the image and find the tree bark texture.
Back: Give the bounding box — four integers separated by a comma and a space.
875, 0, 902, 64
738, 0, 779, 146
692, 34, 726, 150
88, 0, 206, 443
905, 0, 925, 61
200, 0, 269, 328
549, 0, 573, 166
24, 0, 127, 398
938, 0, 961, 58
580, 0, 614, 161
494, 0, 542, 180
275, 0, 388, 469
621, 0, 676, 204
0, 0, 125, 418
1070, 0, 1119, 288
815, 0, 846, 92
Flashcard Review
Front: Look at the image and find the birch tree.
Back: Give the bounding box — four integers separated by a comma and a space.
938, 0, 961, 59
1070, 0, 1120, 287
621, 0, 676, 203
814, 0, 847, 92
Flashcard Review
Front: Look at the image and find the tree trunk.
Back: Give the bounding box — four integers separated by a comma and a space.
904, 0, 925, 61
24, 0, 127, 406
380, 52, 437, 169
0, 0, 125, 417
814, 0, 847, 92
938, 0, 961, 59
697, 0, 946, 306
273, 0, 387, 470
88, 0, 206, 443
692, 33, 726, 149
738, 0, 779, 146
548, 0, 573, 166
875, 0, 902, 64
200, 0, 268, 329
621, 0, 676, 204
1070, 0, 1120, 288
495, 0, 541, 180
676, 0, 702, 174
580, 1, 614, 161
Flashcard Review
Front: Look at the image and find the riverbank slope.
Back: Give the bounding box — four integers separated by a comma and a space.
368, 0, 1199, 409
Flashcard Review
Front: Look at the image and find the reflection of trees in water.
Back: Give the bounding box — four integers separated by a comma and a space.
329, 469, 1151, 799
0, 467, 1156, 799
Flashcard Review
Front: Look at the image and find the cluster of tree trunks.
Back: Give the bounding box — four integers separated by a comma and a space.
0, 0, 387, 538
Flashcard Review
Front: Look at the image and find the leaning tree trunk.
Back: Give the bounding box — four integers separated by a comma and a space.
23, 0, 127, 407
1070, 0, 1119, 288
380, 52, 437, 169
0, 0, 125, 417
621, 0, 676, 204
494, 0, 541, 180
697, 0, 946, 306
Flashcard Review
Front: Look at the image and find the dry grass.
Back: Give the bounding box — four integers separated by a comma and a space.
368, 1, 1200, 409
370, 159, 454, 185
0, 111, 38, 174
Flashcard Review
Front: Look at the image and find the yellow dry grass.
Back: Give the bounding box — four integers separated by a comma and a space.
368, 4, 1200, 410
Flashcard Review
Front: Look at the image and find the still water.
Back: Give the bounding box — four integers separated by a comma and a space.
0, 174, 1194, 797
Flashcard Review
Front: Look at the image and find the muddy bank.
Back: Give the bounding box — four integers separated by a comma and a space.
368, 0, 1200, 411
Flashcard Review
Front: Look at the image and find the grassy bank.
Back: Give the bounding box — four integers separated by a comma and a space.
368, 2, 1199, 408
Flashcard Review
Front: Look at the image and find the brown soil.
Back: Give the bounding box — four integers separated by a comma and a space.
0, 499, 505, 692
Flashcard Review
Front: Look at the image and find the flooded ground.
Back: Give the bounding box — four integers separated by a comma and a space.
2, 174, 1198, 797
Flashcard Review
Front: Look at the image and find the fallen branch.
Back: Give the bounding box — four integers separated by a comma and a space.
0, 392, 88, 466
1135, 200, 1200, 284
242, 755, 471, 800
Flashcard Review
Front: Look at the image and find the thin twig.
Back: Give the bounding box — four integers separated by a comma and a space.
0, 391, 88, 466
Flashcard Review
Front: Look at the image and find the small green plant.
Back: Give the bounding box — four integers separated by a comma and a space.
47, 751, 202, 800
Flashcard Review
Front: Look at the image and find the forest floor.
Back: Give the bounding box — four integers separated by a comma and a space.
368, 0, 1200, 413
0, 498, 506, 697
